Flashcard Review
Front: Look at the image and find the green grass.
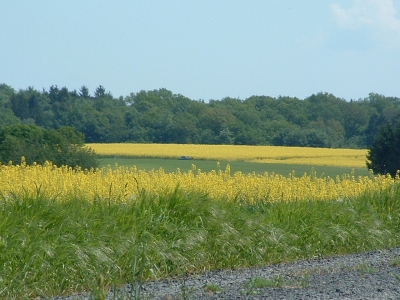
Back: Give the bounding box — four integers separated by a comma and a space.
1, 183, 400, 299
244, 276, 285, 289
241, 276, 285, 295
204, 283, 224, 293
98, 157, 370, 178
355, 263, 377, 274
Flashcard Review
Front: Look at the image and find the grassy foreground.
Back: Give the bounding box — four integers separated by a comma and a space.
1, 184, 400, 299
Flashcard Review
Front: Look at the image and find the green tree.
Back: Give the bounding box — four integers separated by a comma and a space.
365, 113, 387, 146
305, 93, 345, 122
214, 125, 235, 144
341, 101, 369, 142
198, 107, 237, 137
79, 85, 90, 98
0, 84, 20, 131
366, 121, 400, 177
272, 128, 330, 148
0, 124, 98, 169
168, 112, 199, 143
94, 85, 107, 98
367, 93, 395, 113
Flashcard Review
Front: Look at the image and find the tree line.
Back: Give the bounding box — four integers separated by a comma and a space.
1, 83, 399, 149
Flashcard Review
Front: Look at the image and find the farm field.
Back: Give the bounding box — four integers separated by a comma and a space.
2, 144, 400, 298
88, 143, 368, 168
92, 143, 370, 177
0, 160, 390, 204
97, 157, 370, 178
1, 170, 400, 298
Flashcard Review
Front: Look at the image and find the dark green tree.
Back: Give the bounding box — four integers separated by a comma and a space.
94, 85, 105, 98
365, 113, 387, 146
341, 101, 369, 142
167, 112, 199, 144
272, 128, 330, 148
366, 121, 400, 177
0, 124, 98, 169
79, 85, 90, 98
0, 84, 20, 131
215, 125, 235, 144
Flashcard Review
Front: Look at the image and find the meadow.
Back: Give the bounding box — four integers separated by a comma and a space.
1, 144, 399, 299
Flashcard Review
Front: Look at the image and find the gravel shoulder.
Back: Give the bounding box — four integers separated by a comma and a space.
53, 247, 400, 299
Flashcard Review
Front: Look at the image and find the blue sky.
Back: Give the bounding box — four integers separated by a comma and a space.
1, 0, 400, 101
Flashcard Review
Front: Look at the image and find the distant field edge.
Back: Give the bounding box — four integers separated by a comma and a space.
88, 143, 368, 168
97, 157, 370, 178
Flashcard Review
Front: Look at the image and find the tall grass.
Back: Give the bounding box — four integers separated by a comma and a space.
1, 184, 400, 299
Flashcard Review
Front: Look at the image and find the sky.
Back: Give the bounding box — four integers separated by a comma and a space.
1, 0, 400, 102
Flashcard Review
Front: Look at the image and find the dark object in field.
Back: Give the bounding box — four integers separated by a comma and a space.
179, 156, 191, 160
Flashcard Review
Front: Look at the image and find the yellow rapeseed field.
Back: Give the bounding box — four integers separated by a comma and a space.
0, 159, 396, 204
87, 143, 367, 168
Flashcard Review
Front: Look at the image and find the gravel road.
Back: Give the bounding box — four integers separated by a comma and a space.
52, 247, 400, 299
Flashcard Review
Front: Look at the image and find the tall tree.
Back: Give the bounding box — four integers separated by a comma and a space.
366, 121, 400, 177
10, 87, 53, 127
0, 84, 20, 130
79, 85, 90, 98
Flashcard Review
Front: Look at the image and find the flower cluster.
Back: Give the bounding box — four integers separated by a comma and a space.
0, 161, 395, 204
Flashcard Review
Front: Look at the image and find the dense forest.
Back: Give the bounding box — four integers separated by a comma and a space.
1, 83, 399, 148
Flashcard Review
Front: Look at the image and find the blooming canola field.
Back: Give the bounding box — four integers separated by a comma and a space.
0, 152, 396, 204
88, 143, 367, 168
